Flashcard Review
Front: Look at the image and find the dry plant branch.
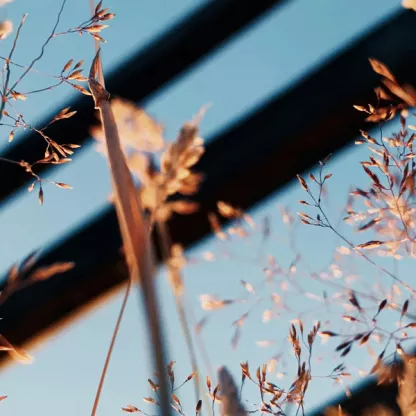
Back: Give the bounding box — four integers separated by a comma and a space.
297, 161, 416, 295
8, 0, 68, 96
91, 79, 208, 415
156, 220, 202, 408
0, 0, 112, 199
90, 279, 131, 416
88, 49, 170, 416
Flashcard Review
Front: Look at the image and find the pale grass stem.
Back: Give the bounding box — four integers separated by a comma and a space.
90, 279, 131, 416
88, 49, 171, 416
156, 220, 209, 412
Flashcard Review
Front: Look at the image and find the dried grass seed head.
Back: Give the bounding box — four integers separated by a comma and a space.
0, 20, 12, 39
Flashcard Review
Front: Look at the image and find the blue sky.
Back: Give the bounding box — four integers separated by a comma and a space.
0, 0, 409, 415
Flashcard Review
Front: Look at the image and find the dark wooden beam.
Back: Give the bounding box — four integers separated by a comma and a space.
0, 0, 287, 203
310, 378, 400, 415
1, 10, 416, 361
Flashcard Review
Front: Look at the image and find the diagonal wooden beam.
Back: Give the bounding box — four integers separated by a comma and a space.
309, 378, 400, 415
